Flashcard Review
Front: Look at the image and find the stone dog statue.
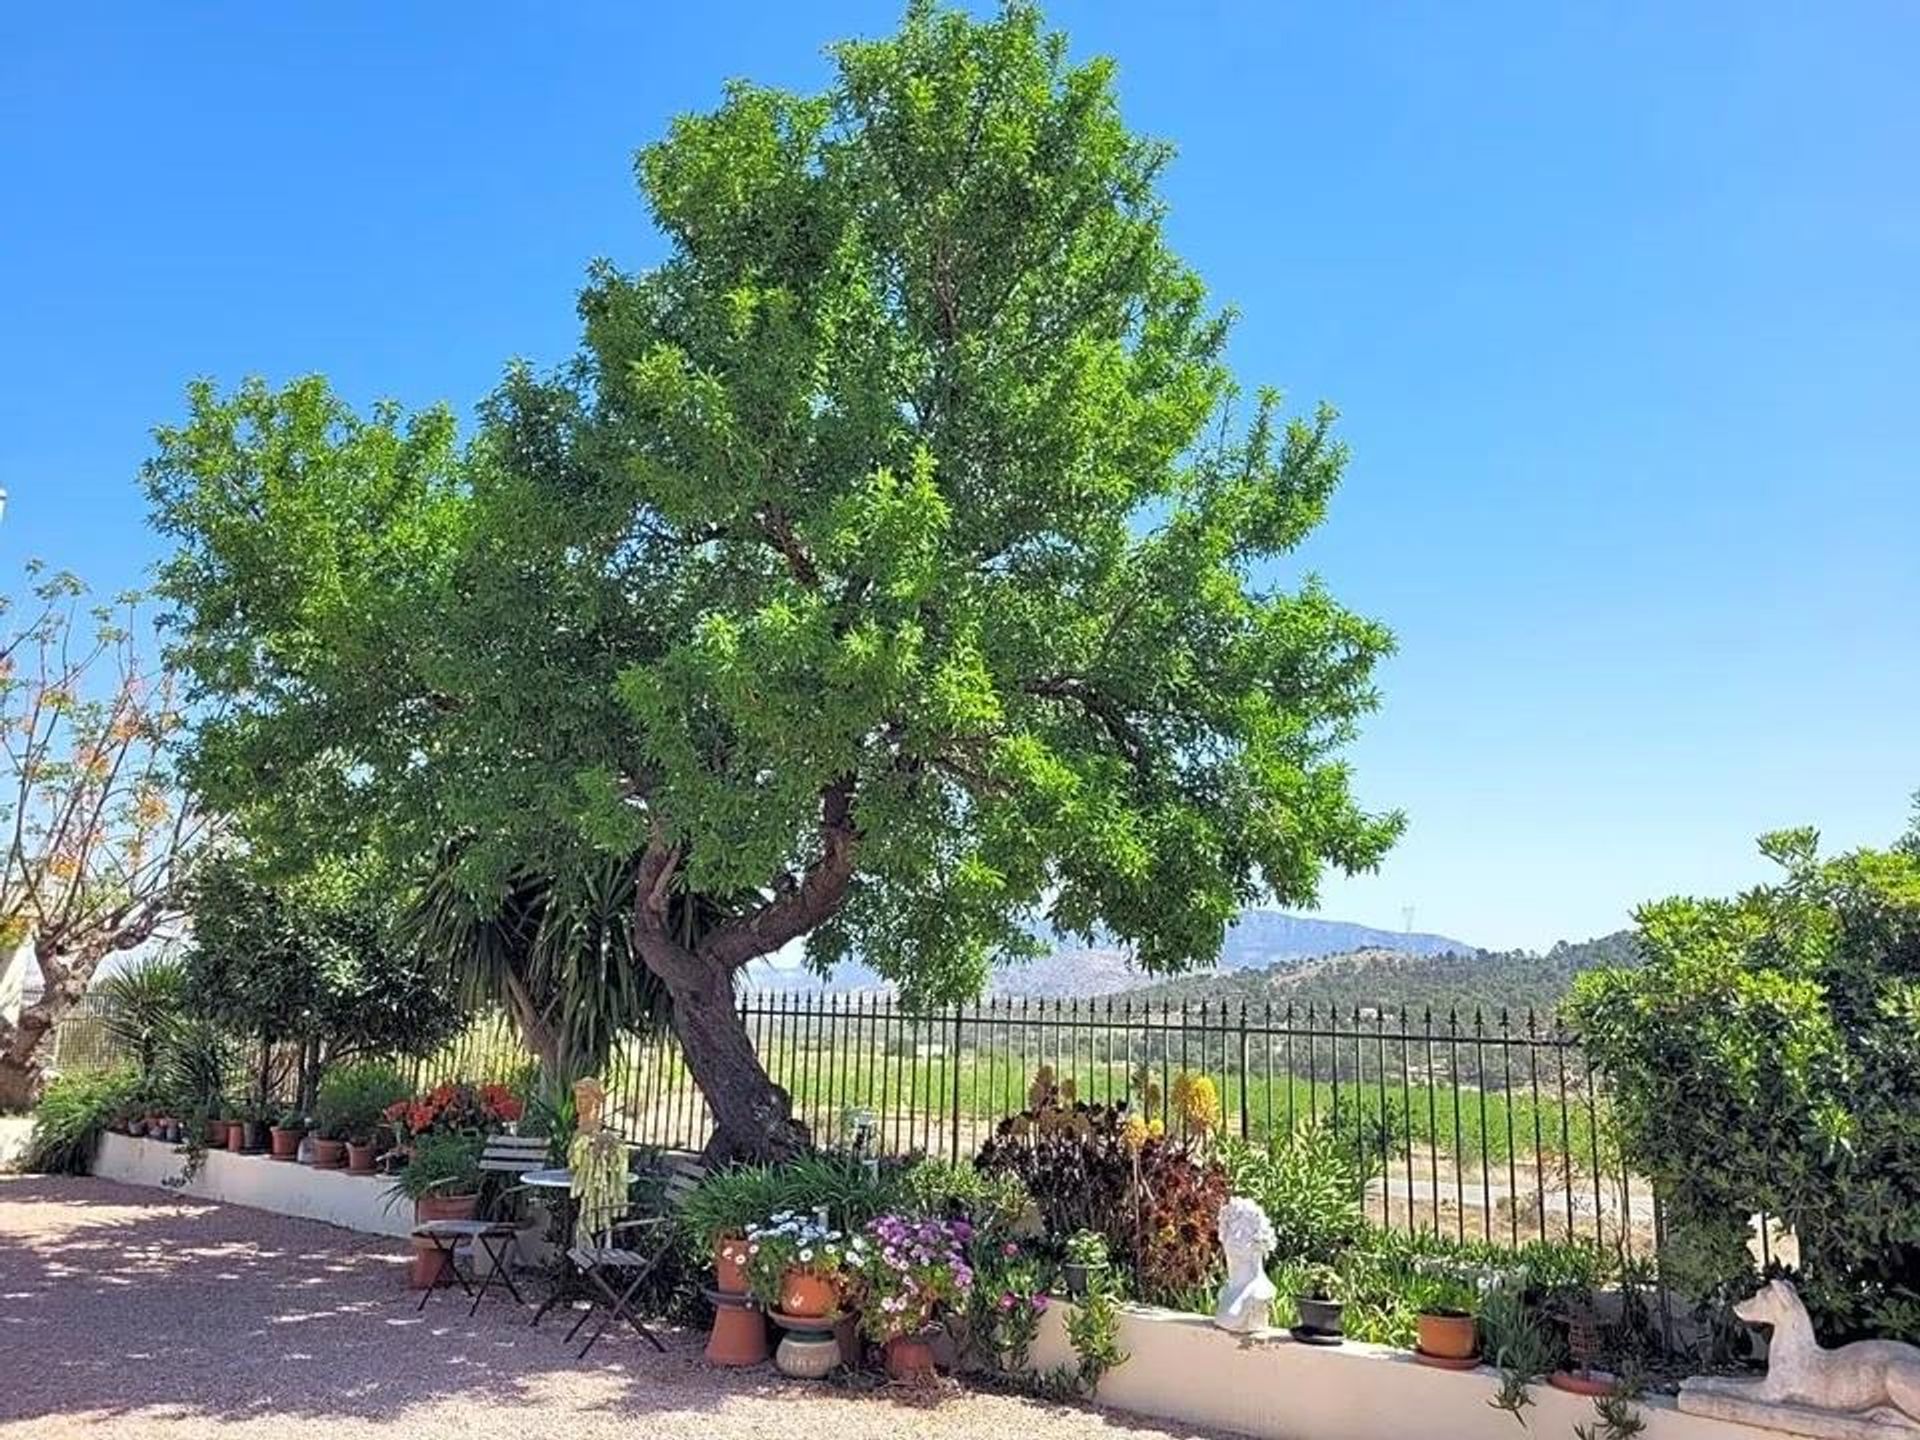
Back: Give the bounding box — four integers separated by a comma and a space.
1682, 1279, 1920, 1434
1213, 1197, 1278, 1334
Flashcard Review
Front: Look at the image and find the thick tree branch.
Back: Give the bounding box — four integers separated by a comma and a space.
698, 775, 859, 973
1023, 674, 1152, 777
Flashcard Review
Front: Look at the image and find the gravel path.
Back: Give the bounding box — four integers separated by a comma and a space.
0, 1174, 1230, 1440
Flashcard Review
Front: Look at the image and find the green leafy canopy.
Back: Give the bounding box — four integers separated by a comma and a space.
144, 1, 1401, 1009
1569, 816, 1920, 1343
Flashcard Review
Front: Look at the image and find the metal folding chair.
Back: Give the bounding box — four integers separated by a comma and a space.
562, 1149, 706, 1358
411, 1133, 549, 1317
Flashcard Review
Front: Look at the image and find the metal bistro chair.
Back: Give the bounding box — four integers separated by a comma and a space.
563, 1147, 707, 1359
411, 1132, 550, 1316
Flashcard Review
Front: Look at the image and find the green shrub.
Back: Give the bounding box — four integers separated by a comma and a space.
1219, 1123, 1371, 1263
313, 1061, 409, 1142
24, 1069, 141, 1175
1569, 823, 1920, 1342
679, 1164, 785, 1248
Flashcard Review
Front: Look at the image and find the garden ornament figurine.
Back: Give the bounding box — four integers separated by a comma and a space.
1213, 1197, 1278, 1334
1681, 1279, 1920, 1437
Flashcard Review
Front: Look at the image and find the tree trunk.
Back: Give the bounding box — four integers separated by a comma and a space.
653, 947, 810, 1163
0, 984, 76, 1111
0, 1052, 40, 1111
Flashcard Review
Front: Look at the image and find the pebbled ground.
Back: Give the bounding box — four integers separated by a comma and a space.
0, 1173, 1230, 1440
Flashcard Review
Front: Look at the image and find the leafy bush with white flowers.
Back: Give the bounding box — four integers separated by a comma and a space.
740, 1210, 862, 1308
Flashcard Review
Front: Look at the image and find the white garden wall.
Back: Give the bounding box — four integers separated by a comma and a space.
0, 1115, 31, 1170
93, 1132, 416, 1238
1027, 1303, 1783, 1440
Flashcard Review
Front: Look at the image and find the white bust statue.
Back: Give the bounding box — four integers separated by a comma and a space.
1681, 1279, 1920, 1436
1213, 1197, 1278, 1334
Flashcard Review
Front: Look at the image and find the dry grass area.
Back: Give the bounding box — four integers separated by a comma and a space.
0, 1174, 1232, 1440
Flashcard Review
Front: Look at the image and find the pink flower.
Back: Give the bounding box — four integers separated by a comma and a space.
1031, 1295, 1049, 1313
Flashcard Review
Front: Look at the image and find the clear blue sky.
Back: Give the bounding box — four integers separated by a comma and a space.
4, 4, 1914, 950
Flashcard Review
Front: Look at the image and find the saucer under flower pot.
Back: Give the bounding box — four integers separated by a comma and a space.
1550, 1367, 1620, 1396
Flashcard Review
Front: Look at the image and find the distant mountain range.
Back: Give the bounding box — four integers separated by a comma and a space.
743, 910, 1479, 999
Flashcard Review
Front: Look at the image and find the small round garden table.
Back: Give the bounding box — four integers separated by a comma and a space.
522, 1167, 582, 1326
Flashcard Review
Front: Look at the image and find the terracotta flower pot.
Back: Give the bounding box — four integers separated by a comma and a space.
714, 1235, 749, 1294
311, 1138, 347, 1169
269, 1126, 303, 1160
416, 1192, 480, 1224
408, 1235, 455, 1289
206, 1119, 228, 1147
705, 1297, 770, 1366
226, 1121, 247, 1153
1417, 1309, 1478, 1360
884, 1333, 937, 1382
346, 1141, 377, 1175
780, 1268, 838, 1319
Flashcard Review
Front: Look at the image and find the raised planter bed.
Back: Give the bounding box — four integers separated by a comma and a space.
1024, 1303, 1778, 1440
94, 1132, 414, 1239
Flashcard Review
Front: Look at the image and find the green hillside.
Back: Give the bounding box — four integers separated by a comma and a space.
1116, 931, 1640, 1022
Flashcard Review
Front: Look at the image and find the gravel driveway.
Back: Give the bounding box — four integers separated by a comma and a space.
0, 1174, 1229, 1440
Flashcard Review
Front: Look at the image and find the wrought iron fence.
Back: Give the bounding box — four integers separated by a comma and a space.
49, 989, 1649, 1260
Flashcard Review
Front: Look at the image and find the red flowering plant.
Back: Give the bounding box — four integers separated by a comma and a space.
381, 1080, 523, 1144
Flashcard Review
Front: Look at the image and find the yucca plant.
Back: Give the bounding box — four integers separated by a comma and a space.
409, 851, 670, 1081
96, 954, 189, 1078
155, 1016, 239, 1124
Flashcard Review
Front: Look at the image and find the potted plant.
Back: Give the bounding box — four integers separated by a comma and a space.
1062, 1229, 1110, 1300
1412, 1273, 1481, 1363
742, 1210, 858, 1318
227, 1099, 268, 1153
313, 1062, 407, 1173
678, 1164, 781, 1293
1292, 1263, 1345, 1340
386, 1132, 484, 1287
269, 1107, 307, 1161
848, 1214, 975, 1382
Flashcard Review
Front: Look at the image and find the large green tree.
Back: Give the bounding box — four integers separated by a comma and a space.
144, 2, 1400, 1158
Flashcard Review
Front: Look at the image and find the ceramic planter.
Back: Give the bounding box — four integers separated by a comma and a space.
1294, 1296, 1345, 1336
226, 1121, 247, 1153
1063, 1261, 1107, 1300
703, 1289, 770, 1366
1416, 1309, 1478, 1360
269, 1126, 303, 1160
311, 1138, 347, 1169
346, 1141, 377, 1175
408, 1235, 455, 1289
416, 1192, 480, 1224
779, 1268, 838, 1318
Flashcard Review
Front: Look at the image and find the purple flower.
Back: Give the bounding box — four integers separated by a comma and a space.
1031, 1295, 1049, 1313
1001, 1242, 1020, 1258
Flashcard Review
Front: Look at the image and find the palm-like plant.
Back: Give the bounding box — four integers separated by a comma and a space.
409, 850, 687, 1081
95, 953, 188, 1078
155, 1015, 239, 1122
